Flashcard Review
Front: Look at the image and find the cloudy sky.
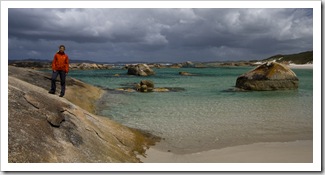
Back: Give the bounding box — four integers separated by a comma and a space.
8, 8, 313, 63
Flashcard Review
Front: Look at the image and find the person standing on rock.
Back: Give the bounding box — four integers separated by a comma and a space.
48, 45, 69, 97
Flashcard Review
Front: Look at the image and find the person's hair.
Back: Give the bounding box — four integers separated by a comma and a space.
59, 45, 65, 49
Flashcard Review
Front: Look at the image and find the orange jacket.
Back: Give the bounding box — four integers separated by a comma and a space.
52, 52, 69, 73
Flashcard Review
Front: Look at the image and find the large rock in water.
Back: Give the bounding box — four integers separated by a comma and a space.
235, 62, 299, 90
127, 64, 155, 76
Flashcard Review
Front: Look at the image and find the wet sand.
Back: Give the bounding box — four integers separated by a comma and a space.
140, 140, 312, 163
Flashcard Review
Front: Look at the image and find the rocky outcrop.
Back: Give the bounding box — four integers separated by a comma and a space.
181, 61, 195, 68
70, 63, 113, 70
116, 80, 182, 93
135, 80, 155, 92
169, 64, 182, 68
133, 80, 154, 92
235, 62, 299, 90
9, 66, 104, 114
167, 61, 195, 68
140, 80, 154, 88
220, 62, 255, 67
8, 66, 159, 163
126, 64, 155, 76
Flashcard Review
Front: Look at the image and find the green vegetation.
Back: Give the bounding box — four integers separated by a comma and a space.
263, 51, 313, 64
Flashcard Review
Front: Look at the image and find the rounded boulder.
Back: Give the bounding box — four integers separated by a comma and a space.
235, 62, 299, 90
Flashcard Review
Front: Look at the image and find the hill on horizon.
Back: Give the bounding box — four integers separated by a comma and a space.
261, 51, 313, 64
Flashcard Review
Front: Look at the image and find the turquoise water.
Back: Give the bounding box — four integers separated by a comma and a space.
69, 67, 313, 153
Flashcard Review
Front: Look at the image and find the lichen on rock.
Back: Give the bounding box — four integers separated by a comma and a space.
8, 66, 160, 163
235, 62, 299, 90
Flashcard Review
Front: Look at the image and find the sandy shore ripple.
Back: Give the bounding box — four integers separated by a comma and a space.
140, 140, 312, 163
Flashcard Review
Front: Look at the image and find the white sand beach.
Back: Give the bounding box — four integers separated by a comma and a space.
140, 140, 312, 163
287, 63, 313, 69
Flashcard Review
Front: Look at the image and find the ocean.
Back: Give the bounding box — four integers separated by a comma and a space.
69, 67, 313, 154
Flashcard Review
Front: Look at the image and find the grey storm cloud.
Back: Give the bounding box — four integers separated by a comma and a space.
8, 8, 313, 62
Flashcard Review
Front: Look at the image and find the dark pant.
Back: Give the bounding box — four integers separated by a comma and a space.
50, 70, 66, 95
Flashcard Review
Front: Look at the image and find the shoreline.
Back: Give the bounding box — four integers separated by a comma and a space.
140, 140, 312, 163
287, 63, 313, 69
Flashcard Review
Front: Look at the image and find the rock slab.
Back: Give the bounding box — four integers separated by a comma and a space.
8, 66, 159, 163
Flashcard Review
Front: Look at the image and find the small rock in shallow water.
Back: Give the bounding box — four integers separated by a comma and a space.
179, 71, 193, 76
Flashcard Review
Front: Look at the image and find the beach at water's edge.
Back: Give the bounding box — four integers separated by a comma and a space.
140, 140, 312, 163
